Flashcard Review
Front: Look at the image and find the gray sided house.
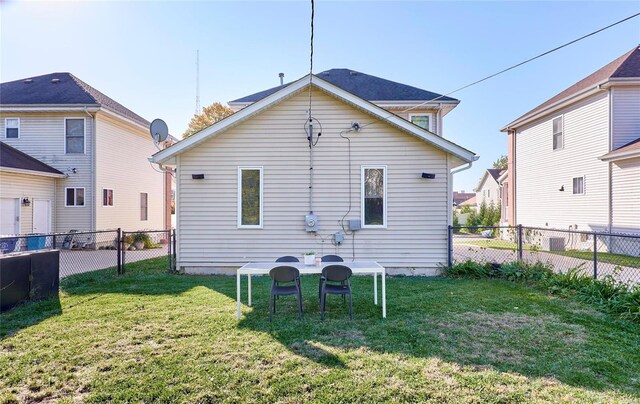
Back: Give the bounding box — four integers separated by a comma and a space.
152, 70, 477, 274
0, 73, 169, 235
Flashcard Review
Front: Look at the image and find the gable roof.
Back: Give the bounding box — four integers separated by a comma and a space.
152, 74, 476, 166
453, 191, 475, 206
474, 168, 504, 192
502, 45, 640, 131
600, 137, 640, 162
230, 68, 459, 105
0, 73, 150, 128
0, 142, 65, 177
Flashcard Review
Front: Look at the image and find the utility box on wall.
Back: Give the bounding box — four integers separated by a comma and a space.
305, 214, 318, 232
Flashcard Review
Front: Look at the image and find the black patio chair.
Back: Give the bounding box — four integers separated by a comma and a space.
275, 256, 300, 262
269, 265, 303, 321
320, 255, 345, 301
319, 264, 353, 320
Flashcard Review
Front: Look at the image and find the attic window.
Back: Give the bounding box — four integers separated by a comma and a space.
409, 114, 433, 132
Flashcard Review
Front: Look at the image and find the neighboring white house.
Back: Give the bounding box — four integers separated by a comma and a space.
0, 73, 169, 234
474, 168, 503, 208
501, 46, 640, 239
152, 70, 477, 274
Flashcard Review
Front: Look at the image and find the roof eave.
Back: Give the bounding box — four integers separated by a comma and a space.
0, 166, 66, 178
599, 149, 640, 162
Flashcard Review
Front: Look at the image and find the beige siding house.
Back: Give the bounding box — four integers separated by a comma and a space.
152, 72, 477, 274
0, 73, 167, 234
501, 46, 640, 239
474, 168, 503, 208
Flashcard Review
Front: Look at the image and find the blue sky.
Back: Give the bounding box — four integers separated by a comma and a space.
2, 1, 638, 192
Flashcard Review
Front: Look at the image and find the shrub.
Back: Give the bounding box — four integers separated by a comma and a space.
132, 232, 157, 248
445, 260, 492, 278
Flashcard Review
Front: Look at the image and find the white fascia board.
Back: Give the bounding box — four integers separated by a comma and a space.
0, 166, 66, 178
152, 74, 477, 164
474, 171, 489, 192
500, 84, 605, 132
599, 149, 640, 162
497, 170, 508, 183
0, 105, 100, 112
97, 108, 150, 132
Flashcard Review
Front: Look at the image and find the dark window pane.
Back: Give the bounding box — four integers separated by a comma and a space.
76, 189, 84, 206
140, 193, 148, 220
411, 115, 429, 130
66, 188, 75, 206
6, 128, 18, 138
364, 168, 384, 225
66, 119, 84, 153
241, 169, 260, 226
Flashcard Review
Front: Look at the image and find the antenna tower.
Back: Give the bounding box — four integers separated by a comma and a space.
195, 50, 201, 115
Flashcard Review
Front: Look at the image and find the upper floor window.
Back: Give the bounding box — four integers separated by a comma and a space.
362, 165, 387, 228
573, 176, 585, 195
552, 116, 563, 150
140, 193, 148, 221
238, 167, 263, 228
103, 189, 114, 207
65, 118, 85, 154
66, 187, 85, 207
409, 114, 432, 132
5, 118, 19, 139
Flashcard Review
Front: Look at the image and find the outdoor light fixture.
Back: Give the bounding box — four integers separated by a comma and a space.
559, 185, 565, 192
22, 197, 31, 206
192, 174, 205, 180
421, 173, 436, 179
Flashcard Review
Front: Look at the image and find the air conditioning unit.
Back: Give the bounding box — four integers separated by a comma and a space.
543, 237, 565, 251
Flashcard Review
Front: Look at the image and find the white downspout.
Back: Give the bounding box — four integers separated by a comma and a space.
84, 107, 96, 232
607, 88, 613, 234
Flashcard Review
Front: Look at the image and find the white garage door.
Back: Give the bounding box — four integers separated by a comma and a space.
0, 198, 19, 235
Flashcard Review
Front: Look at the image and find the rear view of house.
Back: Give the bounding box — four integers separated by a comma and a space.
153, 70, 477, 274
0, 73, 169, 235
501, 46, 640, 238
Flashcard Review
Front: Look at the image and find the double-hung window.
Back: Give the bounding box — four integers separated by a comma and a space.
65, 118, 85, 154
573, 176, 585, 195
361, 165, 387, 228
238, 167, 263, 228
5, 118, 19, 139
103, 189, 114, 206
140, 193, 148, 220
66, 188, 85, 207
552, 116, 563, 150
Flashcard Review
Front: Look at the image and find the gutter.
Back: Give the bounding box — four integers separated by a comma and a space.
0, 167, 66, 178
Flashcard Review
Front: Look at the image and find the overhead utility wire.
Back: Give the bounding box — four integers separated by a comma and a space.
308, 0, 315, 214
359, 11, 640, 128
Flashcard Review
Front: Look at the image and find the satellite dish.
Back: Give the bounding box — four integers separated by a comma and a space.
150, 119, 169, 143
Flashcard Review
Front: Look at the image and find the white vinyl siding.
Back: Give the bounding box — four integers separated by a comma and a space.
0, 171, 56, 234
65, 187, 85, 207
361, 165, 387, 228
237, 167, 263, 228
515, 92, 609, 230
611, 87, 640, 149
176, 88, 451, 271
65, 118, 85, 154
5, 118, 19, 139
94, 114, 164, 231
611, 159, 640, 230
0, 113, 94, 232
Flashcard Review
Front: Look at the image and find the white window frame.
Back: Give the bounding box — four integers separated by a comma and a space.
5, 118, 20, 139
361, 165, 387, 229
140, 192, 148, 221
572, 176, 585, 195
408, 113, 434, 132
237, 166, 263, 229
65, 187, 86, 207
102, 188, 114, 207
552, 116, 563, 151
64, 117, 86, 154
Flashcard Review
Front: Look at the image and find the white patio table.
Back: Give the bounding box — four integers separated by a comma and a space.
236, 261, 386, 319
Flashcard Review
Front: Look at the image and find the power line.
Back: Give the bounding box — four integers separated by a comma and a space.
356, 11, 640, 129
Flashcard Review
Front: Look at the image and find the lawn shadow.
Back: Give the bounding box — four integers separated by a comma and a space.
0, 293, 62, 340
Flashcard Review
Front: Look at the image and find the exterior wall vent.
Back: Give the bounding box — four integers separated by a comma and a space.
51, 78, 61, 84
24, 79, 33, 83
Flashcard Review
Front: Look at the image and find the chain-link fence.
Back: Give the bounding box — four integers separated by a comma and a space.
0, 228, 176, 282
449, 225, 640, 285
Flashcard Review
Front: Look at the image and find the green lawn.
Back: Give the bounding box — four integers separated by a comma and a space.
456, 239, 640, 268
2, 258, 639, 402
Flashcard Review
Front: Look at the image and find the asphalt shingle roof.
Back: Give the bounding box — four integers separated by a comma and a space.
601, 137, 640, 160
0, 73, 150, 127
0, 142, 64, 175
231, 68, 458, 104
505, 45, 640, 128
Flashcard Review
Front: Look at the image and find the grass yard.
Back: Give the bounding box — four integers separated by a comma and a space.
1, 258, 640, 402
456, 239, 640, 268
